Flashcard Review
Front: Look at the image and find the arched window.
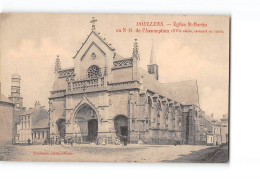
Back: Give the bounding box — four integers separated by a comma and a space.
87, 65, 102, 79
158, 101, 161, 110
148, 96, 152, 108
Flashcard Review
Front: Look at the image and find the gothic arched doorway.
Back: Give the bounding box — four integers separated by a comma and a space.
75, 104, 98, 143
56, 119, 66, 138
114, 115, 129, 142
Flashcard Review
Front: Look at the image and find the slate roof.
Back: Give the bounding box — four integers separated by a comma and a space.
21, 107, 49, 129
32, 118, 49, 129
162, 80, 200, 106
114, 53, 127, 61
0, 94, 13, 104
139, 68, 200, 106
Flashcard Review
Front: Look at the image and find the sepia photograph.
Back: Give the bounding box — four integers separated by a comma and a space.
0, 13, 229, 163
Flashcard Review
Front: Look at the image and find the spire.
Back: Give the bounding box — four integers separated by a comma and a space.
55, 55, 61, 72
90, 17, 97, 31
149, 39, 157, 65
147, 40, 159, 80
15, 63, 18, 73
132, 39, 140, 60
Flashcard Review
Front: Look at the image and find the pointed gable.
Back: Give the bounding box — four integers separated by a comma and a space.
73, 30, 115, 59
80, 42, 106, 61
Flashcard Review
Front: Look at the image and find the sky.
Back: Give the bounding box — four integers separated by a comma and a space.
0, 14, 229, 119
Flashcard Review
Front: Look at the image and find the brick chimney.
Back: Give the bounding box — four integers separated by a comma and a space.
35, 101, 41, 110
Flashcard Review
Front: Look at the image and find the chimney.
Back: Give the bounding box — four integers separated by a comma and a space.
211, 113, 214, 119
35, 101, 41, 110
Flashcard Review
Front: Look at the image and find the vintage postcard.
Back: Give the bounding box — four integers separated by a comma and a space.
0, 14, 229, 162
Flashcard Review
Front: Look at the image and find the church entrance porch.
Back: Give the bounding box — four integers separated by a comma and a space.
56, 119, 66, 138
114, 115, 129, 143
87, 119, 98, 143
74, 104, 98, 144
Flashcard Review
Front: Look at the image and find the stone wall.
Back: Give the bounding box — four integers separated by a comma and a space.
0, 102, 13, 144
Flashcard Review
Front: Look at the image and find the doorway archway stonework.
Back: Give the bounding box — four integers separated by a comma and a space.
65, 94, 103, 141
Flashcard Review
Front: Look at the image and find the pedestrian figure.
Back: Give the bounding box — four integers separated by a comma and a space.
27, 138, 31, 145
123, 135, 127, 146
115, 137, 120, 145
101, 137, 106, 145
67, 137, 71, 145
61, 138, 64, 147
71, 139, 73, 146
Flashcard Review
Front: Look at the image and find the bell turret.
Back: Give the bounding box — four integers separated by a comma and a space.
147, 40, 159, 80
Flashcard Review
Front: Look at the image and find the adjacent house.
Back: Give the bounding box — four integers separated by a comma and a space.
0, 83, 14, 144
16, 101, 49, 144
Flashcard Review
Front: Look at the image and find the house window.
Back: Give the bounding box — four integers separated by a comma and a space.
38, 132, 40, 139
42, 131, 45, 138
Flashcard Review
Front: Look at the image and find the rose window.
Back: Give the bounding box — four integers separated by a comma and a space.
87, 65, 102, 79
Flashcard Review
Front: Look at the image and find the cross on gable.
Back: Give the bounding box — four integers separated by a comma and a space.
90, 17, 97, 31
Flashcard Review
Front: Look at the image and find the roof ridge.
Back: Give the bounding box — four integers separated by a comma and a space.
0, 94, 13, 104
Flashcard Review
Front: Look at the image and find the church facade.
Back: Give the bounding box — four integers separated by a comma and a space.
49, 17, 203, 144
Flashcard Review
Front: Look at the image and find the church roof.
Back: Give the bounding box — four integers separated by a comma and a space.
113, 53, 127, 61
162, 80, 200, 106
139, 68, 200, 106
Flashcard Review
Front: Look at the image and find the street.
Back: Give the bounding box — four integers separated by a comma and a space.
0, 143, 228, 163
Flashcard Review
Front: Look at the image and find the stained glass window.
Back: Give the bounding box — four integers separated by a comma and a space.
87, 65, 101, 79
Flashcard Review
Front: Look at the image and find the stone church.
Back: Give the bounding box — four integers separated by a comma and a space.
49, 17, 202, 144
